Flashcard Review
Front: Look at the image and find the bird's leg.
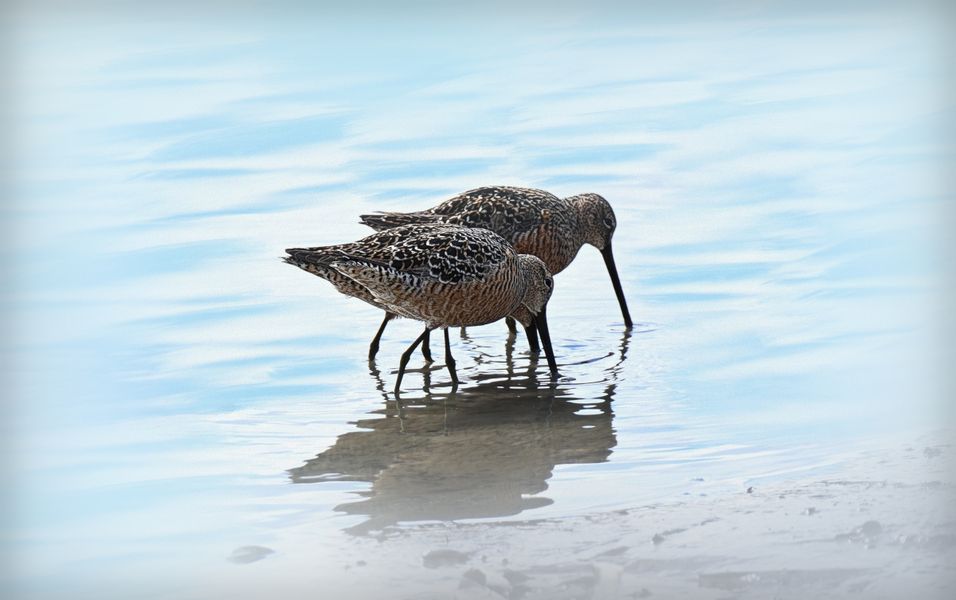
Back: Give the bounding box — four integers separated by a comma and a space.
395, 327, 433, 392
368, 312, 395, 361
524, 322, 540, 354
443, 327, 459, 387
421, 329, 433, 363
505, 316, 518, 333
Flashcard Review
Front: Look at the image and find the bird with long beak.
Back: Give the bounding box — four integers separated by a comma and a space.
359, 186, 632, 357
284, 224, 557, 391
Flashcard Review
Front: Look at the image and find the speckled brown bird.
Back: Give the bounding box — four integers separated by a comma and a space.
360, 185, 632, 341
284, 224, 557, 391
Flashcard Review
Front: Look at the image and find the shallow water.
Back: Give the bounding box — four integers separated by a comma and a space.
6, 4, 953, 599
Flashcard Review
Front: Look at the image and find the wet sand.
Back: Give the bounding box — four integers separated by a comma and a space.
233, 434, 954, 599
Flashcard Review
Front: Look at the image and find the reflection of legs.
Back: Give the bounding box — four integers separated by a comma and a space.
443, 328, 459, 386
367, 362, 388, 402
395, 328, 433, 392
421, 363, 432, 394
369, 312, 395, 360
505, 316, 518, 333
504, 325, 516, 379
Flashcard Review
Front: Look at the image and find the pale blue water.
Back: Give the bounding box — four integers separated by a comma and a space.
5, 4, 950, 599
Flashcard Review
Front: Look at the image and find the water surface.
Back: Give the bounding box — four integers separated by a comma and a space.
6, 4, 951, 599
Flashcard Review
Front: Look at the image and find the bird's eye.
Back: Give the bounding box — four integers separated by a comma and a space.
545, 277, 553, 290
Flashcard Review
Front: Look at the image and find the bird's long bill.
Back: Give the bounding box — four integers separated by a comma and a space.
601, 242, 633, 328
533, 305, 558, 376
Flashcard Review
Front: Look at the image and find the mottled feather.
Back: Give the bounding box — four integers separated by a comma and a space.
284, 224, 549, 328
359, 186, 617, 275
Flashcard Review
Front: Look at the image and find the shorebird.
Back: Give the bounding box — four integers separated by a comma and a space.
360, 185, 632, 343
284, 224, 558, 391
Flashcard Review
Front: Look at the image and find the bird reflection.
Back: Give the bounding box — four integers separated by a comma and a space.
291, 329, 631, 536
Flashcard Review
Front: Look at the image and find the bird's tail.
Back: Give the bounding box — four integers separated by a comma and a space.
283, 247, 344, 275
284, 247, 393, 273
359, 211, 442, 231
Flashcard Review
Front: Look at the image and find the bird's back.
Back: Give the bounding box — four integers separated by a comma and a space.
285, 224, 461, 308
360, 186, 582, 274
286, 225, 526, 327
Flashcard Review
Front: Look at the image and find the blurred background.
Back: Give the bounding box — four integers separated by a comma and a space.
2, 1, 954, 598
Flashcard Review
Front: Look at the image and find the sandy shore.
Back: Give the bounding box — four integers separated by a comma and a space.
307, 433, 955, 600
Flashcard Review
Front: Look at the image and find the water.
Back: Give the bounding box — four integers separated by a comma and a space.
6, 4, 952, 599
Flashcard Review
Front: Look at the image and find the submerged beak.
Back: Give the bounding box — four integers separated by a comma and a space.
533, 305, 558, 376
601, 242, 633, 328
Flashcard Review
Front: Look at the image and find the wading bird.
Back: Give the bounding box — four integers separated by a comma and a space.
359, 186, 631, 355
284, 224, 558, 391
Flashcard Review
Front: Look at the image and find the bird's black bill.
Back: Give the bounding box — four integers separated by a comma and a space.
533, 306, 558, 376
601, 243, 633, 328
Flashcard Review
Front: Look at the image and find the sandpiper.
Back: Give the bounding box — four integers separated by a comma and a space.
284, 224, 557, 391
360, 185, 632, 340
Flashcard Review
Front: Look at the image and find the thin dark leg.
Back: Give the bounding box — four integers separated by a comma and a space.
421, 329, 433, 363
505, 316, 518, 333
369, 312, 395, 360
524, 323, 540, 354
443, 327, 459, 386
395, 328, 433, 392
